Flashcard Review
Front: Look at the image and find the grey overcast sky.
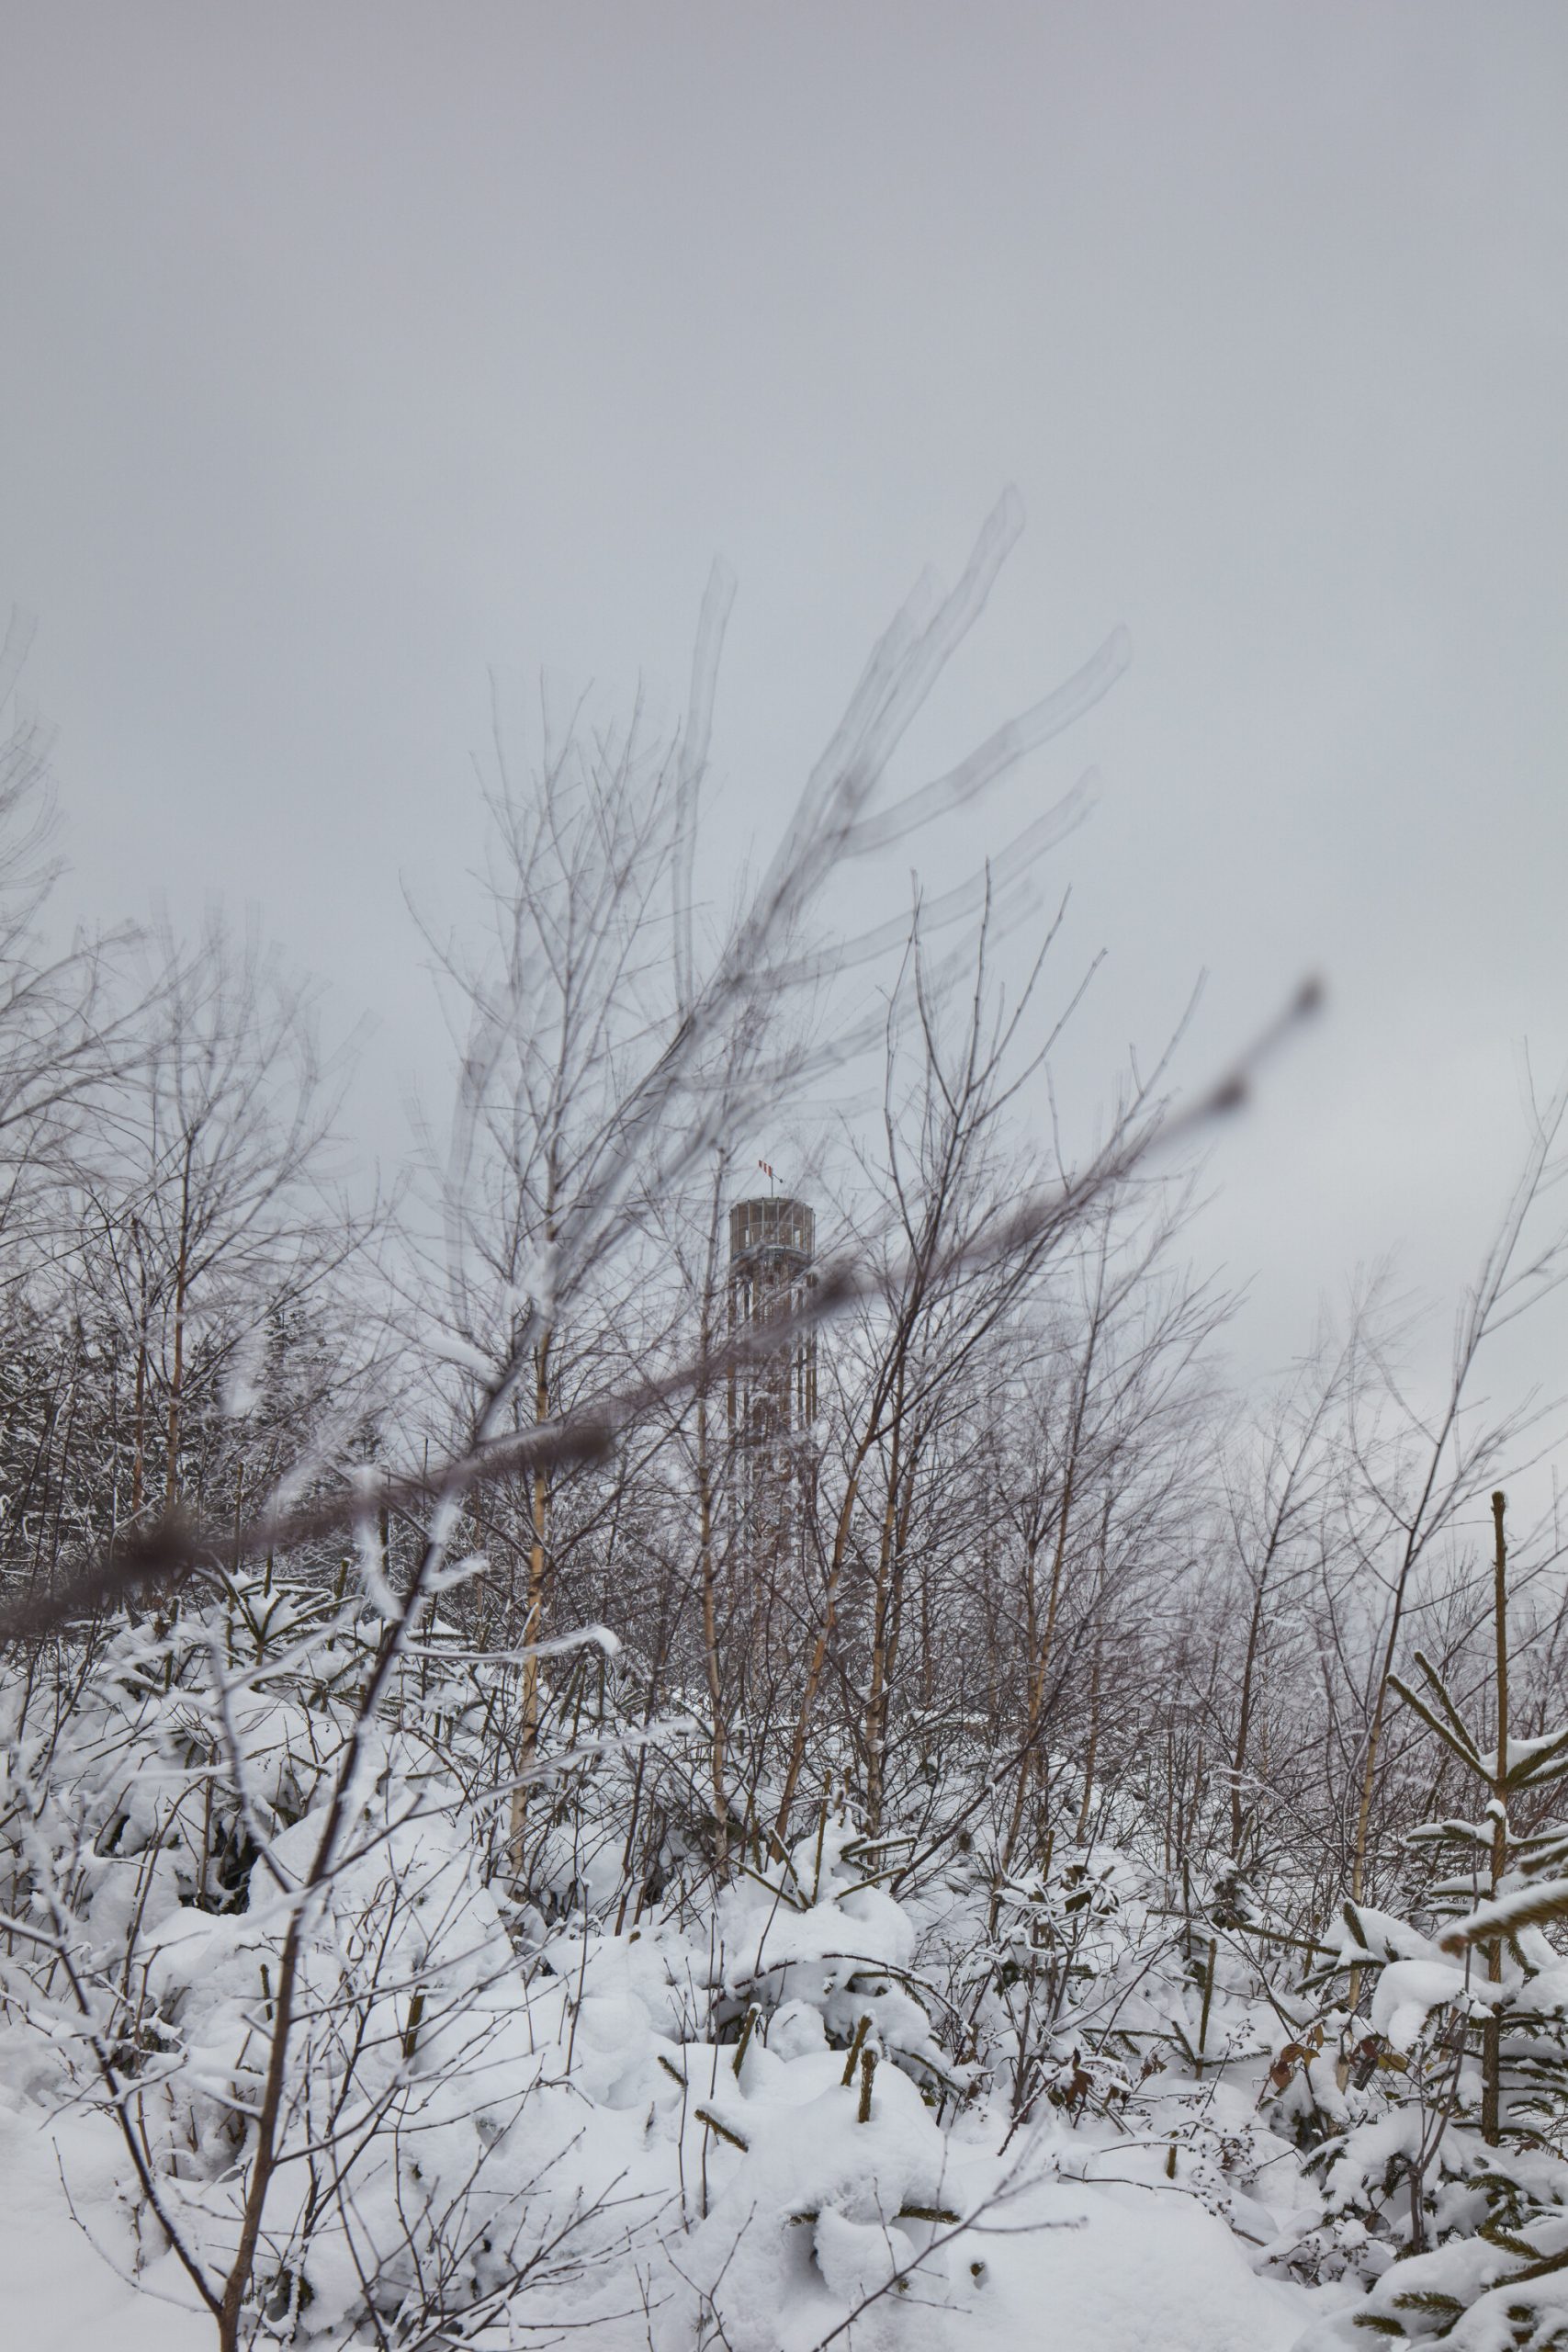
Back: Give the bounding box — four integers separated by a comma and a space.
2, 3, 1565, 1392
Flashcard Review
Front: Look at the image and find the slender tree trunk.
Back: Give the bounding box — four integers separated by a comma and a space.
773, 1428, 878, 1849
1076, 1637, 1102, 1844
510, 1326, 552, 1872
1231, 1579, 1268, 1860
164, 1154, 194, 1512
991, 1453, 1078, 1928
863, 1385, 907, 1835
130, 1334, 147, 1520
1482, 1489, 1508, 2146
695, 1378, 729, 1871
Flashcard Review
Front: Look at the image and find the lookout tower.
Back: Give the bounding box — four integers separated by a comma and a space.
728, 1194, 817, 1555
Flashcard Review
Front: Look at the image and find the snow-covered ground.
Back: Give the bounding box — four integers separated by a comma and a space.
0, 2086, 1322, 2352
971, 2177, 1314, 2352
0, 2092, 209, 2352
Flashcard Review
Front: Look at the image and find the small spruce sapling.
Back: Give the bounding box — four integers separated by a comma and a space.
1303, 1495, 1568, 2347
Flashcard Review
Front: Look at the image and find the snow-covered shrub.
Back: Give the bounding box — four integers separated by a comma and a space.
534, 1806, 975, 2351
1293, 1611, 1568, 2346
0, 1578, 667, 2342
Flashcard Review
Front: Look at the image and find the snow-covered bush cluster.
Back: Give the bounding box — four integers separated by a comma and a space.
0, 1571, 1331, 2349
